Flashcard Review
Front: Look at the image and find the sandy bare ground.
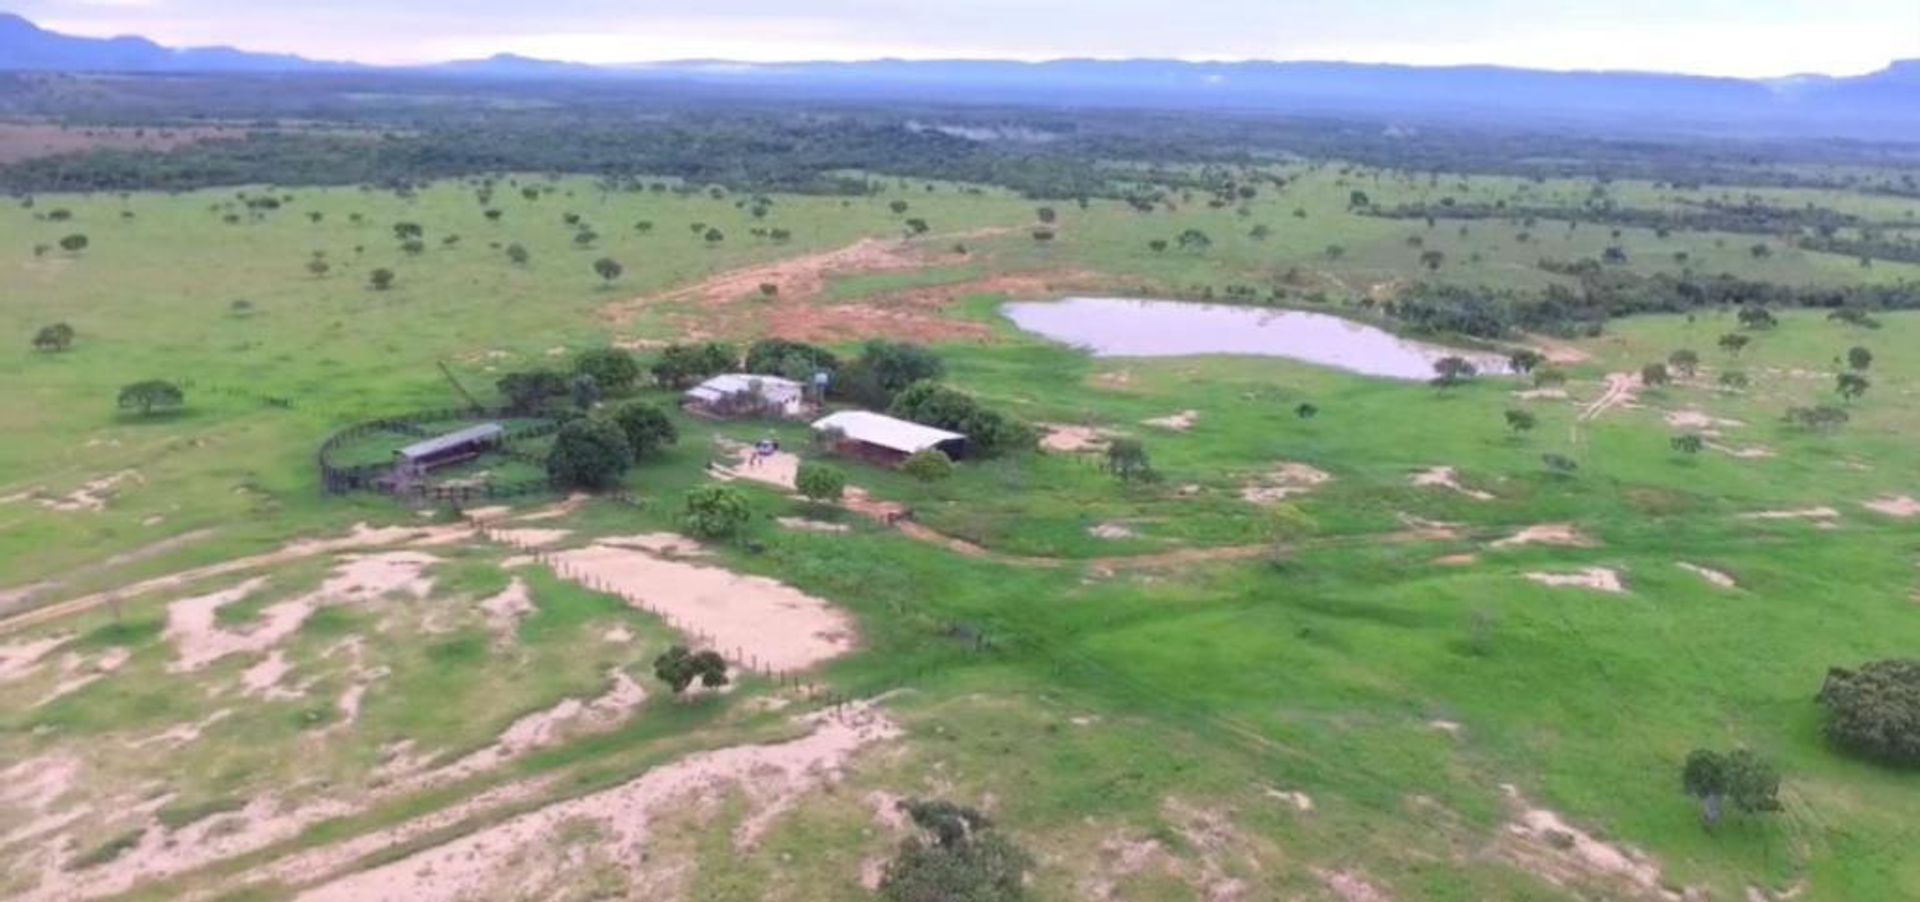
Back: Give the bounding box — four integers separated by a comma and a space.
1578, 373, 1640, 423
1492, 524, 1598, 549
489, 528, 572, 549
598, 533, 711, 557
1708, 442, 1777, 459
1434, 554, 1480, 567
1677, 563, 1738, 589
1493, 784, 1682, 900
412, 669, 647, 789
603, 234, 1021, 343
1317, 868, 1392, 902
1664, 410, 1743, 435
1040, 423, 1118, 453
1240, 463, 1332, 505
0, 522, 472, 638
1089, 522, 1139, 540
550, 541, 856, 672
1411, 466, 1495, 501
0, 634, 71, 683
165, 552, 437, 673
1863, 495, 1920, 518
5, 470, 144, 513
1143, 410, 1200, 431
778, 517, 850, 533
1525, 568, 1626, 594
1738, 507, 1841, 526
286, 705, 900, 901
478, 578, 535, 644
1524, 335, 1592, 366
1512, 388, 1570, 401
710, 441, 801, 491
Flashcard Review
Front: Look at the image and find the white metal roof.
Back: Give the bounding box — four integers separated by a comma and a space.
685, 373, 804, 403
810, 410, 965, 454
398, 423, 504, 460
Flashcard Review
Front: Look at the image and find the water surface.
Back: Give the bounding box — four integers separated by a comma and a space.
1003, 297, 1508, 380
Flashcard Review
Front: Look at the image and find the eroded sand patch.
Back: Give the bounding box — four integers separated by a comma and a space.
1494, 784, 1677, 899
289, 704, 899, 901
489, 528, 572, 549
1411, 466, 1495, 501
550, 542, 855, 672
418, 669, 646, 788
1316, 868, 1392, 902
1863, 495, 1920, 518
478, 578, 535, 644
1739, 507, 1840, 526
1525, 568, 1625, 594
1492, 523, 1597, 549
1143, 409, 1199, 431
32, 470, 143, 513
1089, 522, 1138, 540
0, 634, 71, 682
1040, 423, 1117, 453
777, 517, 850, 533
1677, 563, 1738, 589
1240, 462, 1332, 505
710, 440, 801, 491
1512, 388, 1569, 401
1664, 410, 1743, 434
166, 552, 436, 672
598, 533, 710, 557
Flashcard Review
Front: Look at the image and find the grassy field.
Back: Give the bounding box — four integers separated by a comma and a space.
2, 167, 1918, 900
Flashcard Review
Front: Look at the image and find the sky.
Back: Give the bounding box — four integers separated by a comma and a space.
12, 0, 1919, 77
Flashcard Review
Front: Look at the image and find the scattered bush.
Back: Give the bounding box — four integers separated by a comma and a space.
1682, 748, 1781, 829
682, 484, 751, 538
879, 799, 1031, 902
901, 449, 955, 483
653, 646, 728, 695
32, 322, 74, 352
795, 461, 847, 504
1817, 660, 1920, 767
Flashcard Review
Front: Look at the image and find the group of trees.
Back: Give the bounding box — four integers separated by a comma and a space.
887, 382, 1033, 458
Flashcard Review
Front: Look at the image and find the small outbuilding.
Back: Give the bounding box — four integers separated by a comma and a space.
683, 374, 808, 419
811, 410, 966, 466
394, 422, 504, 477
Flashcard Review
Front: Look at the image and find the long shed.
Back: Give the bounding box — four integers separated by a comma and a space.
811, 410, 965, 466
395, 423, 504, 474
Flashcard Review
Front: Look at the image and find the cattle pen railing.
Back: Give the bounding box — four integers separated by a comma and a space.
317, 406, 562, 501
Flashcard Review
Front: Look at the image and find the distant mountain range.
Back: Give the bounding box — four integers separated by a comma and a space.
4, 12, 1918, 140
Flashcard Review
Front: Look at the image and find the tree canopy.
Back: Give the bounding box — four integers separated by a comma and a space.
1817, 660, 1920, 767
545, 418, 633, 489
117, 379, 183, 416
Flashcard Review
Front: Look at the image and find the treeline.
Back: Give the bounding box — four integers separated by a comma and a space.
1387, 270, 1920, 338
1366, 198, 1895, 237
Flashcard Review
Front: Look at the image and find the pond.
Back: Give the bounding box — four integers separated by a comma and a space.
1002, 297, 1510, 380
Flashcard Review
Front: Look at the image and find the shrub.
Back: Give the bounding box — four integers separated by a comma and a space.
653, 646, 728, 695
795, 461, 847, 504
682, 485, 751, 538
887, 382, 1033, 458
545, 418, 633, 489
901, 449, 955, 483
117, 380, 184, 416
609, 401, 678, 459
1817, 660, 1920, 767
1103, 438, 1154, 482
573, 347, 641, 394
879, 800, 1030, 902
33, 322, 74, 352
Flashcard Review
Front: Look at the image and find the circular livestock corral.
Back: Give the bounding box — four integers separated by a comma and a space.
318, 406, 564, 504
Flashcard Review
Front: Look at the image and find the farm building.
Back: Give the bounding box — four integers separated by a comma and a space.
811, 410, 966, 466
683, 374, 808, 419
393, 422, 504, 477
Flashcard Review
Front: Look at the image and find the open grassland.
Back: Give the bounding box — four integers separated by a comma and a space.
2, 168, 1918, 900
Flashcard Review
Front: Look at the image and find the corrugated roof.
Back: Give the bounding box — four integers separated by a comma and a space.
686, 373, 803, 401
398, 423, 504, 460
810, 410, 965, 454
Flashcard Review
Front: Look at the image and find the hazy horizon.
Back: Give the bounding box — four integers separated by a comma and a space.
7, 1, 1917, 78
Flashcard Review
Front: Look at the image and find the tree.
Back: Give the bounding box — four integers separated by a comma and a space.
796, 461, 847, 504
1682, 749, 1781, 829
1668, 349, 1700, 378
1507, 349, 1545, 374
1148, 239, 1168, 253
1030, 227, 1054, 243
652, 646, 729, 695
904, 218, 930, 235
369, 268, 395, 291
610, 401, 678, 459
496, 369, 569, 412
1847, 346, 1873, 371
1323, 244, 1346, 260
1786, 404, 1850, 433
117, 380, 183, 416
650, 342, 737, 388
1718, 370, 1750, 390
1175, 228, 1212, 252
306, 258, 331, 278
1672, 433, 1705, 455
1103, 438, 1154, 483
1836, 372, 1870, 403
889, 382, 1032, 458
1431, 356, 1478, 388
879, 799, 1031, 902
682, 485, 751, 538
1817, 660, 1920, 766
1419, 249, 1446, 271
839, 341, 944, 406
392, 222, 424, 241
505, 243, 530, 266
1348, 190, 1372, 208
1737, 307, 1777, 330
901, 449, 955, 483
745, 339, 839, 382
1640, 362, 1672, 388
545, 418, 633, 489
1542, 453, 1579, 476
32, 322, 74, 352
889, 199, 910, 215
1504, 409, 1537, 436
1718, 333, 1751, 356
574, 347, 641, 394
1295, 402, 1319, 420
1749, 242, 1773, 259
569, 373, 601, 411
703, 227, 724, 244
59, 233, 88, 253
592, 257, 623, 283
